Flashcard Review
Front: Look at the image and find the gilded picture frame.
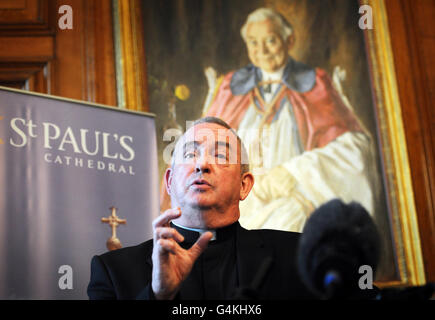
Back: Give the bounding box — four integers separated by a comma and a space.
362, 0, 424, 286
113, 0, 425, 288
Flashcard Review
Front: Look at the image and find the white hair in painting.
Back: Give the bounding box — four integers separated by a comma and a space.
240, 8, 293, 42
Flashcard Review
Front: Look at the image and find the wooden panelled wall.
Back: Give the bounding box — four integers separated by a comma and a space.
0, 0, 433, 283
0, 0, 117, 106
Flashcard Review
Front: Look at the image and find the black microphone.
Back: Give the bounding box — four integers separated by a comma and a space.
297, 199, 381, 299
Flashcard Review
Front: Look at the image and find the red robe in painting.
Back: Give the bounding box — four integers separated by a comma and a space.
204, 65, 362, 151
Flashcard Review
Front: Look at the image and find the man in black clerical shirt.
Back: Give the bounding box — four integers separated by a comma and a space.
87, 117, 314, 300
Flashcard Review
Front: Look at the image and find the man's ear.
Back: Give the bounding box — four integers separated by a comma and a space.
240, 172, 254, 201
164, 167, 173, 196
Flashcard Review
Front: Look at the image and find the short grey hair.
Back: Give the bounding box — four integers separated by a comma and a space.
240, 8, 293, 43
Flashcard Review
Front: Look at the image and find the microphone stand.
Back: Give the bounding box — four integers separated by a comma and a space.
323, 270, 343, 300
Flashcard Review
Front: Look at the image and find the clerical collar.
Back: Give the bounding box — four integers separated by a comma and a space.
261, 63, 286, 82
170, 221, 239, 244
229, 57, 316, 95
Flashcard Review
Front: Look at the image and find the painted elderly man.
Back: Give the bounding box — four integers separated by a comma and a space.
203, 8, 379, 232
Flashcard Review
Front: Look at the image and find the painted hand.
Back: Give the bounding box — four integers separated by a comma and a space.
252, 165, 296, 202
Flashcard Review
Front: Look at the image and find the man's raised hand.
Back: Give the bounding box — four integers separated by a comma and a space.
151, 208, 213, 300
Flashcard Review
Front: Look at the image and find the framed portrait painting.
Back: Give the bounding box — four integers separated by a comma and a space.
113, 0, 425, 287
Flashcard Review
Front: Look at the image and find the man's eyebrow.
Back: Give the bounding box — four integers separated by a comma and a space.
181, 140, 234, 154
182, 141, 199, 151
216, 141, 232, 151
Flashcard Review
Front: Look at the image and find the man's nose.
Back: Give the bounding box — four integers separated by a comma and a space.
195, 154, 211, 173
259, 41, 269, 54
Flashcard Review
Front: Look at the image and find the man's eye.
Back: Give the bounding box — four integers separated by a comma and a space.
249, 40, 257, 46
266, 37, 277, 44
184, 152, 196, 159
216, 154, 227, 160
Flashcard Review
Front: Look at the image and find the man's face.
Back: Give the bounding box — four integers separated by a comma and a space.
246, 19, 289, 73
166, 123, 251, 228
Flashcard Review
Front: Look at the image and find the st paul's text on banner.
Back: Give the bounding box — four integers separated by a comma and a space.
0, 87, 159, 299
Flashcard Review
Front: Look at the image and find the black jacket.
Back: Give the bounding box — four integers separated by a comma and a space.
87, 223, 315, 300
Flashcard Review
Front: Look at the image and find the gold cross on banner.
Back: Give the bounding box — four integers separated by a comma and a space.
101, 207, 126, 251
